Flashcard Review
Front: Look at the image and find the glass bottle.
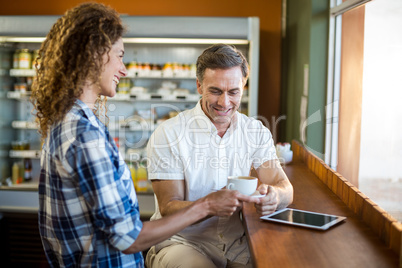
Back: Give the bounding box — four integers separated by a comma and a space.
12, 162, 19, 184
24, 158, 32, 182
136, 162, 148, 192
129, 161, 137, 190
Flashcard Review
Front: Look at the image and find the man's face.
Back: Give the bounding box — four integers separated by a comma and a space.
197, 66, 244, 130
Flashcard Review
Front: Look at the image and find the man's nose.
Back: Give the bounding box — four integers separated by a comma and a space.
217, 93, 230, 107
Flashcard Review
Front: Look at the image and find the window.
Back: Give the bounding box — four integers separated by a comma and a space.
326, 0, 402, 221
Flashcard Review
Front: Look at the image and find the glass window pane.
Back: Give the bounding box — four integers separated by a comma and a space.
358, 0, 402, 222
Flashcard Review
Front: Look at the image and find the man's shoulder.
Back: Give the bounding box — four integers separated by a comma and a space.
155, 108, 194, 132
237, 112, 266, 128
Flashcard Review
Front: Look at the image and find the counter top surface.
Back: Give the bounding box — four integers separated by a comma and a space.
0, 182, 38, 191
0, 183, 154, 195
242, 162, 399, 268
0, 183, 155, 216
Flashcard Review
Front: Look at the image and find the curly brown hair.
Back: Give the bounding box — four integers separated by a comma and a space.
31, 2, 125, 139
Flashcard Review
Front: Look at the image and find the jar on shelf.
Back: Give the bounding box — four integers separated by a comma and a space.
11, 140, 30, 150
14, 82, 28, 93
162, 62, 173, 77
141, 62, 151, 76
118, 78, 131, 94
127, 61, 138, 76
18, 49, 32, 69
13, 49, 21, 69
26, 77, 33, 91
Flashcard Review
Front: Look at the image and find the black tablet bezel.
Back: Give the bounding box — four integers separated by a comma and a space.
260, 208, 346, 230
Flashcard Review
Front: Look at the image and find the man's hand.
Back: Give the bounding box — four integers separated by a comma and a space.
202, 189, 261, 217
254, 184, 279, 216
254, 160, 294, 215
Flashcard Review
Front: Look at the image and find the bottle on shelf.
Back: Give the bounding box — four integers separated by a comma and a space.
136, 162, 148, 192
13, 49, 21, 69
129, 161, 137, 188
11, 161, 23, 184
24, 158, 32, 182
12, 162, 19, 184
19, 160, 25, 182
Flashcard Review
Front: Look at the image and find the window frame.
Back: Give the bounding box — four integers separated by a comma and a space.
325, 0, 373, 169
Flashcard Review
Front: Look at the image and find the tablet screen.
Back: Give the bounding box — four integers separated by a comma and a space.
260, 208, 346, 230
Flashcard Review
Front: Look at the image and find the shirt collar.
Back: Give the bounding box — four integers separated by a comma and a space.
193, 100, 239, 135
74, 99, 101, 129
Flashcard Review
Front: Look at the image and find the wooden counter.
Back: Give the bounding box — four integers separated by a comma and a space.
242, 156, 400, 267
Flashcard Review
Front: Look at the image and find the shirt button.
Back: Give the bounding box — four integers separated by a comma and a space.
219, 233, 224, 238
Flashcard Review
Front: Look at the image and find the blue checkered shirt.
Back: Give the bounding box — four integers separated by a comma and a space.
38, 99, 144, 267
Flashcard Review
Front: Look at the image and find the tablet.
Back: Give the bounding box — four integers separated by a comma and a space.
260, 208, 346, 230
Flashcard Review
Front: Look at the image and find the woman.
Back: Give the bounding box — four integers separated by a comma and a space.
31, 3, 259, 267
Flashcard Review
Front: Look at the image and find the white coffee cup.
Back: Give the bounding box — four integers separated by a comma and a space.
227, 176, 258, 196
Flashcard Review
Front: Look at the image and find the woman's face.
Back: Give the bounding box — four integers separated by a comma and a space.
99, 38, 127, 97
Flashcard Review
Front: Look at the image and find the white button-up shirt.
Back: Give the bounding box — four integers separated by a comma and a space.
147, 101, 277, 266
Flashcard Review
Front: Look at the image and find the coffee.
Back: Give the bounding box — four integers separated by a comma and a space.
227, 176, 258, 196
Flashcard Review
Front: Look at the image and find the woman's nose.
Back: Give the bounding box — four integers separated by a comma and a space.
120, 62, 128, 77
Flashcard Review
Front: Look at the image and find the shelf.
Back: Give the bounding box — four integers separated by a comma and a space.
11, 121, 38, 129
111, 93, 131, 101
122, 37, 249, 45
10, 69, 36, 77
108, 119, 159, 132
9, 150, 41, 159
0, 36, 248, 45
110, 93, 200, 102
5, 91, 204, 103
109, 125, 157, 132
0, 37, 45, 43
126, 71, 196, 80
110, 93, 249, 103
7, 91, 30, 99
0, 182, 38, 191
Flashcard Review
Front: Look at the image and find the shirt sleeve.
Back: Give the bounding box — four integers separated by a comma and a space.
244, 118, 278, 169
146, 122, 185, 181
66, 129, 142, 251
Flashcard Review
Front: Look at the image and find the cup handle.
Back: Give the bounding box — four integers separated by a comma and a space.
227, 183, 234, 190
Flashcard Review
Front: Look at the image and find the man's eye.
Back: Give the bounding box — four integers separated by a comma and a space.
229, 91, 239, 95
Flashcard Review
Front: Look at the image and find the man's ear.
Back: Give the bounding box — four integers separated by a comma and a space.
196, 78, 203, 95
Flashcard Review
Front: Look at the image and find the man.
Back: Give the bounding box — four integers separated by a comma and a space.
146, 44, 293, 267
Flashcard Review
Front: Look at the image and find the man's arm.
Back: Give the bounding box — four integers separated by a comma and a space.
152, 179, 261, 217
152, 179, 190, 216
122, 195, 209, 254
121, 179, 261, 254
254, 159, 293, 215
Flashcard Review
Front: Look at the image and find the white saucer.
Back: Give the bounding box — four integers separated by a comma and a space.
251, 191, 266, 198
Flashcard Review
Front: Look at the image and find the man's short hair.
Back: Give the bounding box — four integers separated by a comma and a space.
196, 44, 249, 84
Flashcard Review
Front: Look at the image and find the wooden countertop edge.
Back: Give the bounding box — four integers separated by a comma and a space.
290, 140, 401, 257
